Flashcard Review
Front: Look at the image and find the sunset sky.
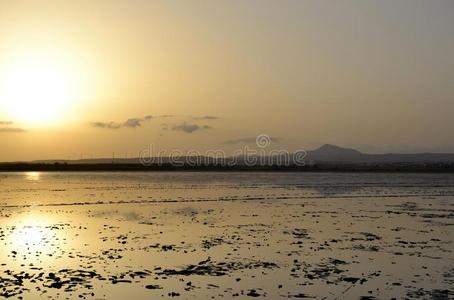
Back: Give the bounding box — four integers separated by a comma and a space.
1, 0, 454, 161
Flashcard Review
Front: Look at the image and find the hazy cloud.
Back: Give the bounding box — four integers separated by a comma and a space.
172, 123, 212, 133
172, 123, 200, 133
124, 118, 142, 128
192, 115, 219, 120
157, 115, 218, 120
91, 122, 122, 129
91, 115, 215, 132
0, 127, 26, 133
0, 121, 25, 133
91, 115, 153, 130
222, 136, 282, 145
155, 114, 218, 120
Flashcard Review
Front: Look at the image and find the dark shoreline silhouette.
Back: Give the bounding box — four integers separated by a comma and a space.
3, 145, 454, 172
1, 162, 454, 172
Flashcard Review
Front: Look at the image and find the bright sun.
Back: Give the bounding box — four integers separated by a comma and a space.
0, 52, 81, 125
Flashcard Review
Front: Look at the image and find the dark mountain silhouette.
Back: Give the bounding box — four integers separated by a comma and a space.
306, 144, 454, 163
308, 144, 363, 162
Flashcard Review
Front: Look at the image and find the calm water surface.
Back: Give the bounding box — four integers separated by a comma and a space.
1, 172, 454, 207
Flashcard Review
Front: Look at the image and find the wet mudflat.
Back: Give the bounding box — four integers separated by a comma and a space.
0, 172, 453, 299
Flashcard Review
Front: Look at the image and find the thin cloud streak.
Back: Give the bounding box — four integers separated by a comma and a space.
0, 127, 26, 133
223, 136, 282, 145
192, 116, 219, 120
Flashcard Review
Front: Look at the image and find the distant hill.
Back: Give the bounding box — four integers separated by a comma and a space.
307, 144, 363, 162
306, 144, 454, 163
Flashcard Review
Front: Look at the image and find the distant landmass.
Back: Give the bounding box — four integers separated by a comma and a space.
1, 144, 454, 172
307, 144, 454, 163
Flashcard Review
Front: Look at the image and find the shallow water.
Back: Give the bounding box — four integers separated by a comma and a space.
2, 172, 454, 207
0, 172, 453, 299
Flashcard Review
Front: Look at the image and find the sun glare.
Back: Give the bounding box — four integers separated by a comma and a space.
0, 52, 83, 126
10, 215, 55, 254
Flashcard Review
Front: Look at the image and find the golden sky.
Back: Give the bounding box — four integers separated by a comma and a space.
1, 0, 454, 161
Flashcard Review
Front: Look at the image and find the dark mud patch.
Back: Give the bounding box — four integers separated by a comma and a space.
406, 288, 454, 299
201, 237, 231, 249
156, 257, 278, 277
291, 229, 310, 239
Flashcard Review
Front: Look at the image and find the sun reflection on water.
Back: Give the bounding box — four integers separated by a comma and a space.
17, 225, 47, 247
25, 171, 41, 181
10, 215, 54, 254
